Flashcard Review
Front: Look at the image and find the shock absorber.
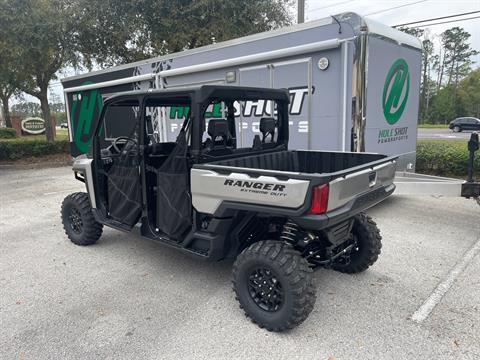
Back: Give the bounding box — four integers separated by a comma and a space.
280, 220, 303, 244
281, 220, 318, 248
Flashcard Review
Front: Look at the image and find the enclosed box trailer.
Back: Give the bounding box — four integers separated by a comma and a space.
62, 12, 421, 171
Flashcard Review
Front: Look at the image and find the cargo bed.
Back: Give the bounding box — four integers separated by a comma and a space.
192, 150, 398, 225
206, 150, 395, 177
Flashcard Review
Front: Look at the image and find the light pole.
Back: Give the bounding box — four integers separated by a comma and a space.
298, 0, 305, 24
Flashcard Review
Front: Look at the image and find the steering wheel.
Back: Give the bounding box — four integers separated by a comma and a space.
112, 136, 137, 154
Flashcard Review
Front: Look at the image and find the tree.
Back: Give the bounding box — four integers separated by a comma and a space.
428, 85, 456, 124
0, 36, 23, 128
397, 26, 424, 38
76, 0, 293, 67
398, 27, 434, 121
399, 25, 478, 123
442, 27, 478, 88
11, 101, 42, 117
49, 92, 65, 113
441, 27, 479, 115
0, 0, 79, 141
457, 69, 480, 118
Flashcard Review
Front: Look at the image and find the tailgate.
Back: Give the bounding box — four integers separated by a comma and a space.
190, 167, 311, 215
327, 158, 397, 211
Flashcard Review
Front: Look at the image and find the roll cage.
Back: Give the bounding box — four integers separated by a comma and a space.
88, 85, 291, 235
92, 85, 291, 161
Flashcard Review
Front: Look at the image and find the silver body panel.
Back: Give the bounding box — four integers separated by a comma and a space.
328, 160, 396, 210
191, 158, 397, 215
191, 169, 310, 214
72, 158, 96, 208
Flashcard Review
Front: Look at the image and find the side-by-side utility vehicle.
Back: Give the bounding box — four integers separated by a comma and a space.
61, 86, 397, 331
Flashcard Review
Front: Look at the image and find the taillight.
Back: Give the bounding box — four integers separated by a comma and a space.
309, 184, 329, 214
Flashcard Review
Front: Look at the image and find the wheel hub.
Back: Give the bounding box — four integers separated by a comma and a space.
68, 207, 83, 234
248, 268, 283, 312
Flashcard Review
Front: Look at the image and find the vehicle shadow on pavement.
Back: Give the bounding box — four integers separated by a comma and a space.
91, 228, 233, 279
91, 225, 385, 298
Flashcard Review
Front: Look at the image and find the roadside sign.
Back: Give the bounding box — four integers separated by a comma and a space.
21, 117, 45, 134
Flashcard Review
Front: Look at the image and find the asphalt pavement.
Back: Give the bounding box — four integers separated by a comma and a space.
1, 166, 479, 359
417, 127, 473, 140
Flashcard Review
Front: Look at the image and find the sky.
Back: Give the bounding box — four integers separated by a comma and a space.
21, 0, 480, 105
305, 0, 480, 63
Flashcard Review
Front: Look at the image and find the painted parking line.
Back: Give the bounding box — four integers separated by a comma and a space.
411, 236, 480, 323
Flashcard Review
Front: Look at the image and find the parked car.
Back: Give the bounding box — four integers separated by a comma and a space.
60, 122, 68, 129
449, 117, 480, 132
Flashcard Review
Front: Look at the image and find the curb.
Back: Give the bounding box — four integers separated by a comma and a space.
0, 160, 72, 171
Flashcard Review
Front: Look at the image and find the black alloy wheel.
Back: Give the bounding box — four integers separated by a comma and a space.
247, 267, 284, 312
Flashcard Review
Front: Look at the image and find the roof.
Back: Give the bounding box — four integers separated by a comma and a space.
62, 12, 421, 84
104, 85, 290, 104
363, 17, 421, 49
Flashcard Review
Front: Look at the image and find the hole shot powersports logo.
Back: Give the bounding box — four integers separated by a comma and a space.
378, 58, 410, 144
169, 86, 313, 120
383, 59, 409, 125
70, 81, 103, 154
224, 179, 287, 197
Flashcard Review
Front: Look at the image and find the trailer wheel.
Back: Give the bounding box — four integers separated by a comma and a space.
61, 192, 103, 246
332, 213, 382, 274
232, 240, 316, 331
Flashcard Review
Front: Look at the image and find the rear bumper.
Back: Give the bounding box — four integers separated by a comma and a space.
292, 183, 395, 230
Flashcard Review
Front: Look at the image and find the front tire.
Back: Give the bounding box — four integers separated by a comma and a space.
332, 213, 382, 274
61, 192, 103, 246
453, 125, 461, 132
232, 240, 316, 331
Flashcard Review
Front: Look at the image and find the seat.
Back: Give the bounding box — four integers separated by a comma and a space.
258, 117, 277, 150
252, 135, 262, 150
204, 119, 233, 156
260, 117, 276, 143
207, 119, 229, 149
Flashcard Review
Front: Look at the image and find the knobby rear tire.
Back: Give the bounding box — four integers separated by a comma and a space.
332, 213, 382, 274
232, 240, 316, 332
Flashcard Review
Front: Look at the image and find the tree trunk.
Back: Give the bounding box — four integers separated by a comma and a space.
39, 87, 55, 142
1, 95, 12, 128
447, 47, 457, 87
453, 62, 460, 116
421, 55, 428, 119
437, 50, 444, 93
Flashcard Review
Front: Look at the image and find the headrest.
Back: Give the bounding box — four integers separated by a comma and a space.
208, 119, 228, 139
260, 117, 276, 135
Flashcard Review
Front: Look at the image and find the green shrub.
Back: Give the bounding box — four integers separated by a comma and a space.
0, 127, 18, 139
0, 139, 69, 160
416, 140, 479, 177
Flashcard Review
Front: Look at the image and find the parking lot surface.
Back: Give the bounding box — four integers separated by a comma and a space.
418, 127, 473, 140
1, 166, 479, 359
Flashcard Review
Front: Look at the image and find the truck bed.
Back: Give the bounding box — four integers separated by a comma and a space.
206, 150, 390, 176
191, 150, 397, 228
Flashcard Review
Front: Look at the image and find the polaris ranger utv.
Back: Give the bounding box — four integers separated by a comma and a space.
61, 85, 397, 331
